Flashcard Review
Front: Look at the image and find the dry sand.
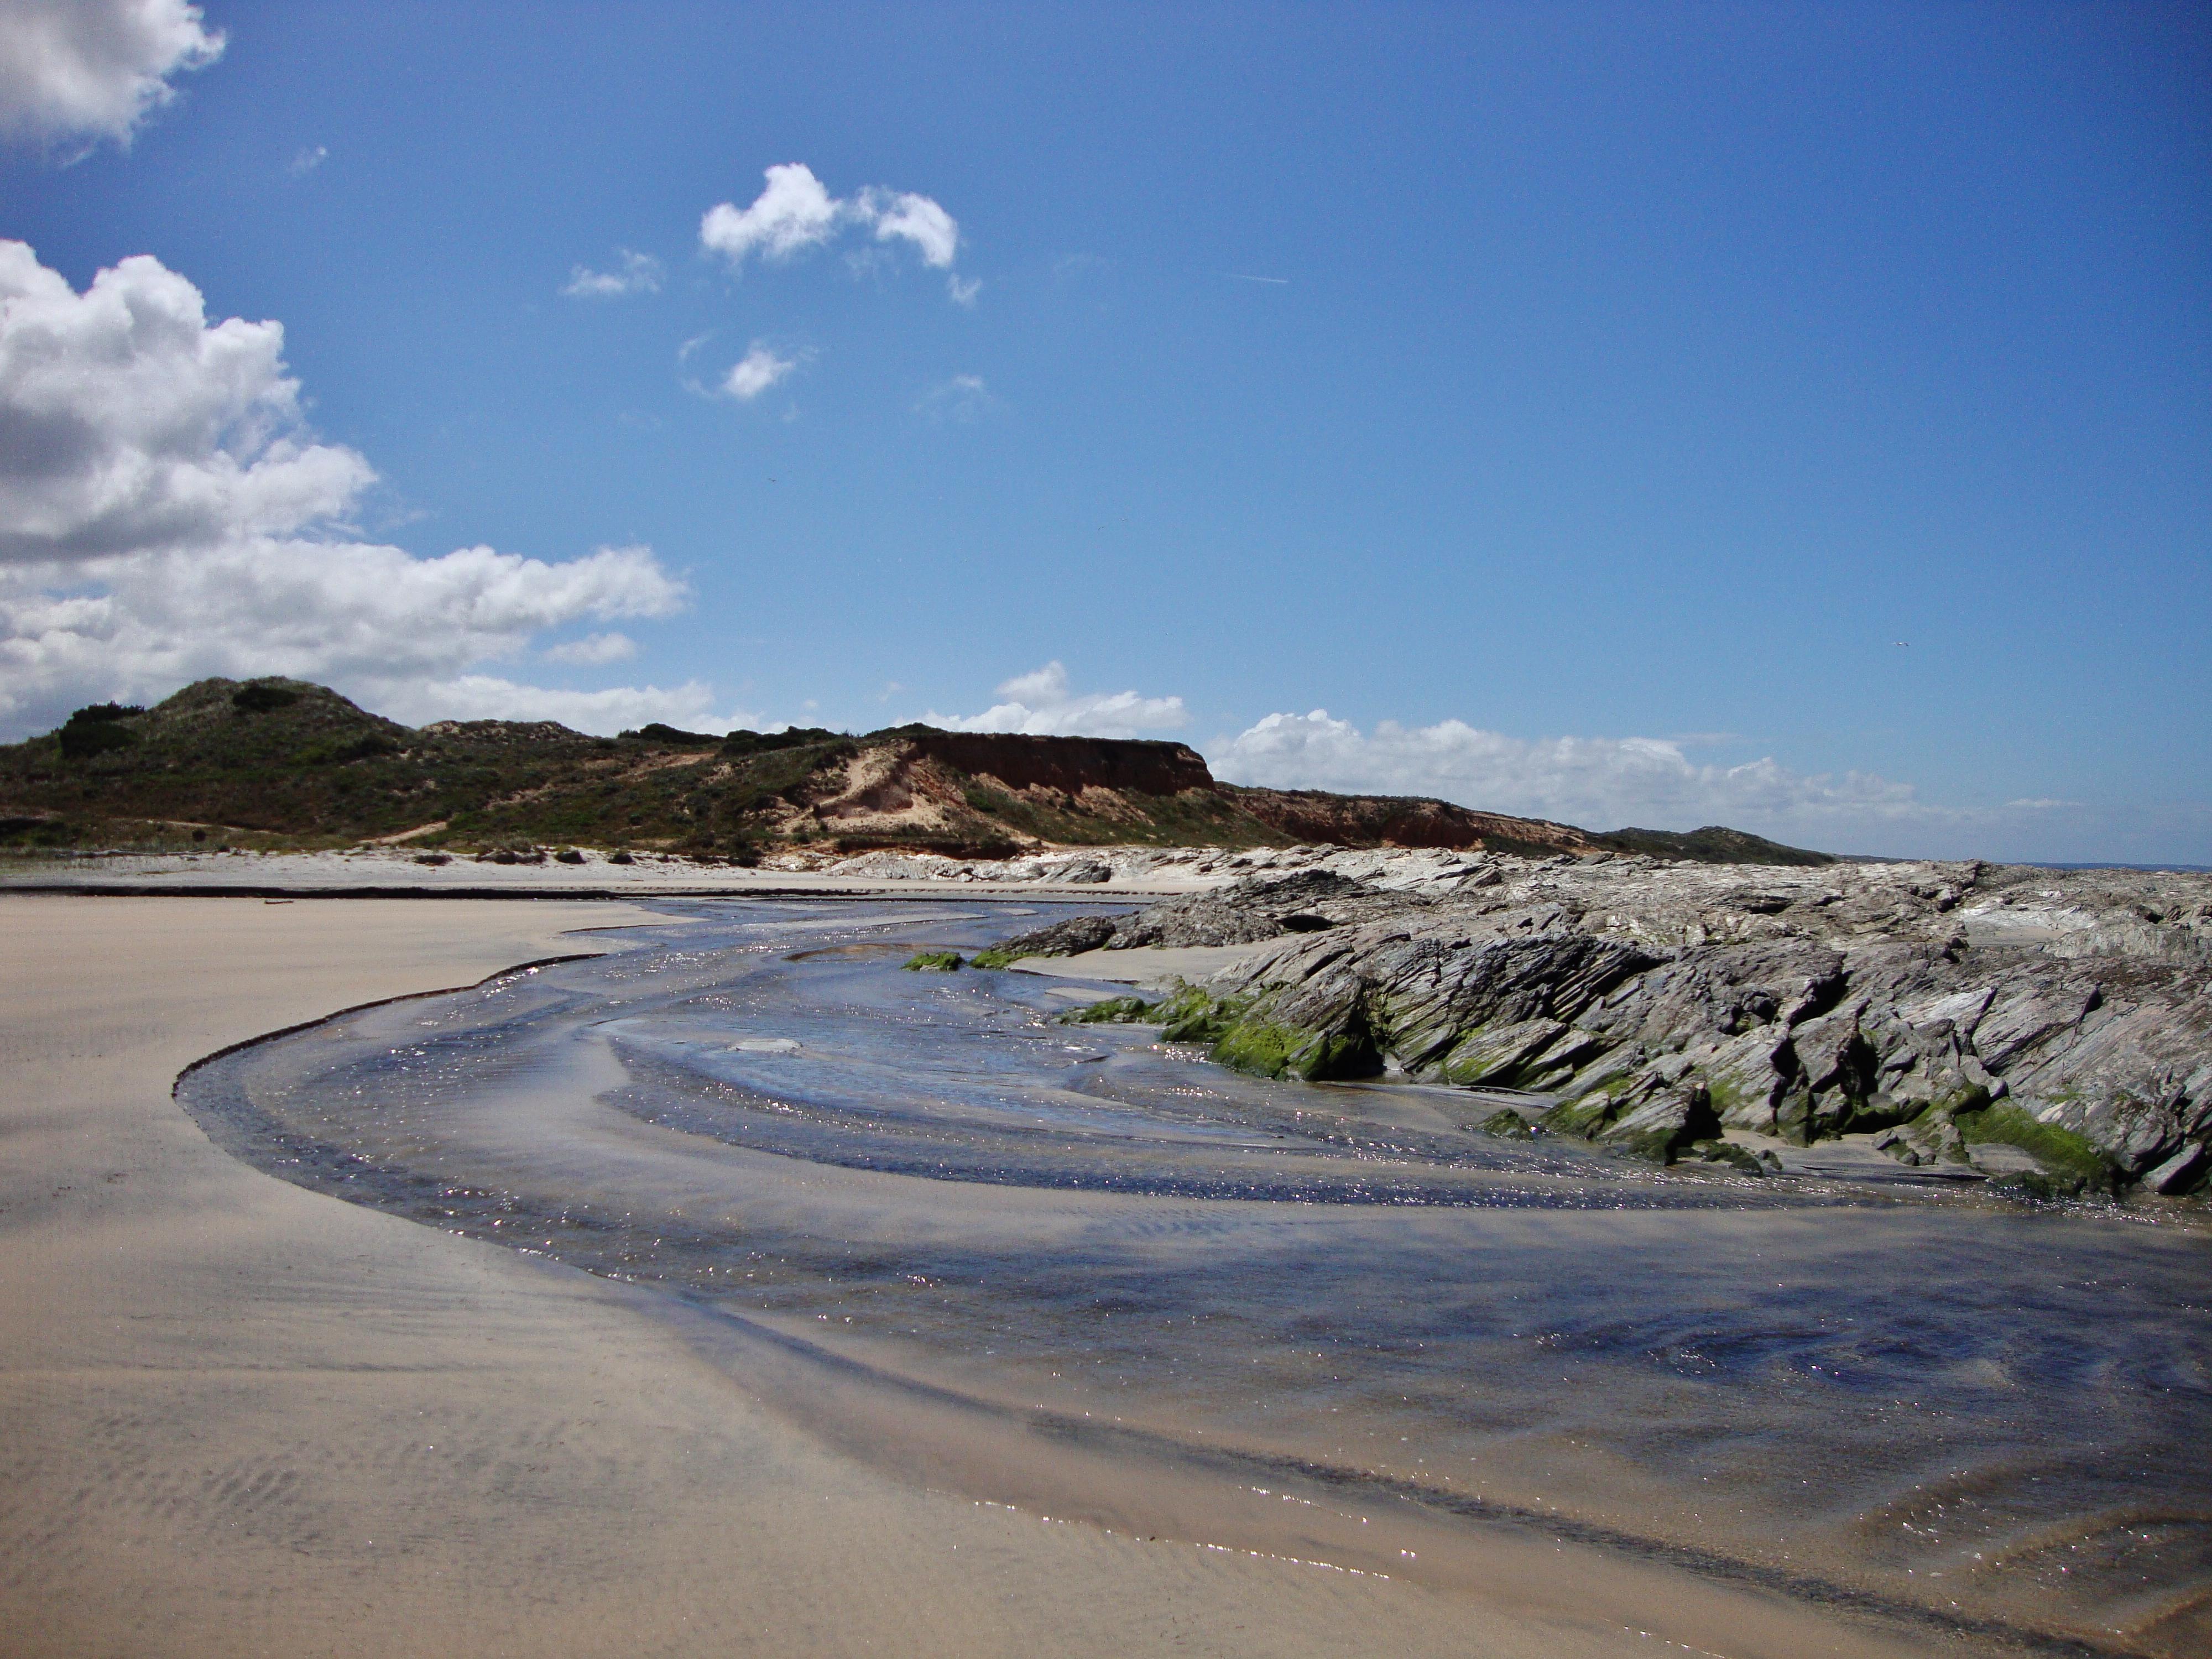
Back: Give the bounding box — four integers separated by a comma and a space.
0, 894, 1937, 1657
0, 847, 1211, 899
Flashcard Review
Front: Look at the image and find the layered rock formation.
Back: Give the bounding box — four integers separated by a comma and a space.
999, 853, 2212, 1197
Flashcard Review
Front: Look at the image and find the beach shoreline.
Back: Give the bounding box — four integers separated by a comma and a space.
0, 892, 2052, 1655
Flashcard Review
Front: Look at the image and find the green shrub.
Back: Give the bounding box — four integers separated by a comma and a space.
623, 722, 723, 748
301, 734, 399, 765
722, 726, 843, 757
58, 719, 138, 760
231, 684, 300, 713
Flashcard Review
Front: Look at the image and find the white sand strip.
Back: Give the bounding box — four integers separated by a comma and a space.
1008, 943, 1271, 988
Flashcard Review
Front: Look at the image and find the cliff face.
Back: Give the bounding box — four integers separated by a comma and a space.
0, 678, 1829, 865
899, 729, 1216, 797
1224, 785, 1603, 858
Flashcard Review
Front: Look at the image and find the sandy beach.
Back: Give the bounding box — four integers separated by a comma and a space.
0, 891, 2018, 1657
2, 893, 1461, 1657
3, 3, 2198, 1648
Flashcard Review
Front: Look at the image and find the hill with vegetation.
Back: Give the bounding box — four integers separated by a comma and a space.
0, 678, 1835, 866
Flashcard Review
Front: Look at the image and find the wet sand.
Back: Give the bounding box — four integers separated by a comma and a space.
0, 894, 2060, 1656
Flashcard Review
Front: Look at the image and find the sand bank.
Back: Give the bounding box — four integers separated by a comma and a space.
0, 847, 1210, 900
2, 894, 1945, 1657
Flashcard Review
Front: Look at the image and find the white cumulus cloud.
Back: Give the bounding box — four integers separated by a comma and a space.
544, 630, 637, 665
925, 662, 1190, 740
377, 675, 759, 735
0, 241, 727, 739
700, 163, 847, 265
700, 163, 972, 298
0, 0, 223, 152
721, 343, 796, 401
1216, 709, 1928, 833
0, 241, 374, 562
0, 538, 690, 735
562, 248, 663, 299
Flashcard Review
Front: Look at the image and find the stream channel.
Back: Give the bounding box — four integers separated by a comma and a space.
175, 898, 2212, 1657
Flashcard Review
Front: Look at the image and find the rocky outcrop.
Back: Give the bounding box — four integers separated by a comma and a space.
978, 869, 1426, 960
1077, 854, 2212, 1193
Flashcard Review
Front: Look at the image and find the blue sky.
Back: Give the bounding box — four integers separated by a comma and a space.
1, 2, 2205, 861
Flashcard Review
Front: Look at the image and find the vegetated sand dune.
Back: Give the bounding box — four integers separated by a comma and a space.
1, 676, 1832, 866
0, 892, 1944, 1659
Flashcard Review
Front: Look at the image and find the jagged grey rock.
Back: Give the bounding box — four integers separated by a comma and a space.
1089, 853, 2212, 1191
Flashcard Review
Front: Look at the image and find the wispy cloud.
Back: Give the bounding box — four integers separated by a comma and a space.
915, 373, 995, 424
564, 248, 663, 299
1221, 272, 1289, 285
287, 143, 326, 177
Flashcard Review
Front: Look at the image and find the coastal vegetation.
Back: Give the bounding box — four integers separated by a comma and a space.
0, 677, 1838, 865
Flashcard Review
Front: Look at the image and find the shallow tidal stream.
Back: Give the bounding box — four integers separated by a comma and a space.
178, 900, 2212, 1656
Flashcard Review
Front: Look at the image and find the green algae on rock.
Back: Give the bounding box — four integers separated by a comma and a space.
901, 951, 965, 972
